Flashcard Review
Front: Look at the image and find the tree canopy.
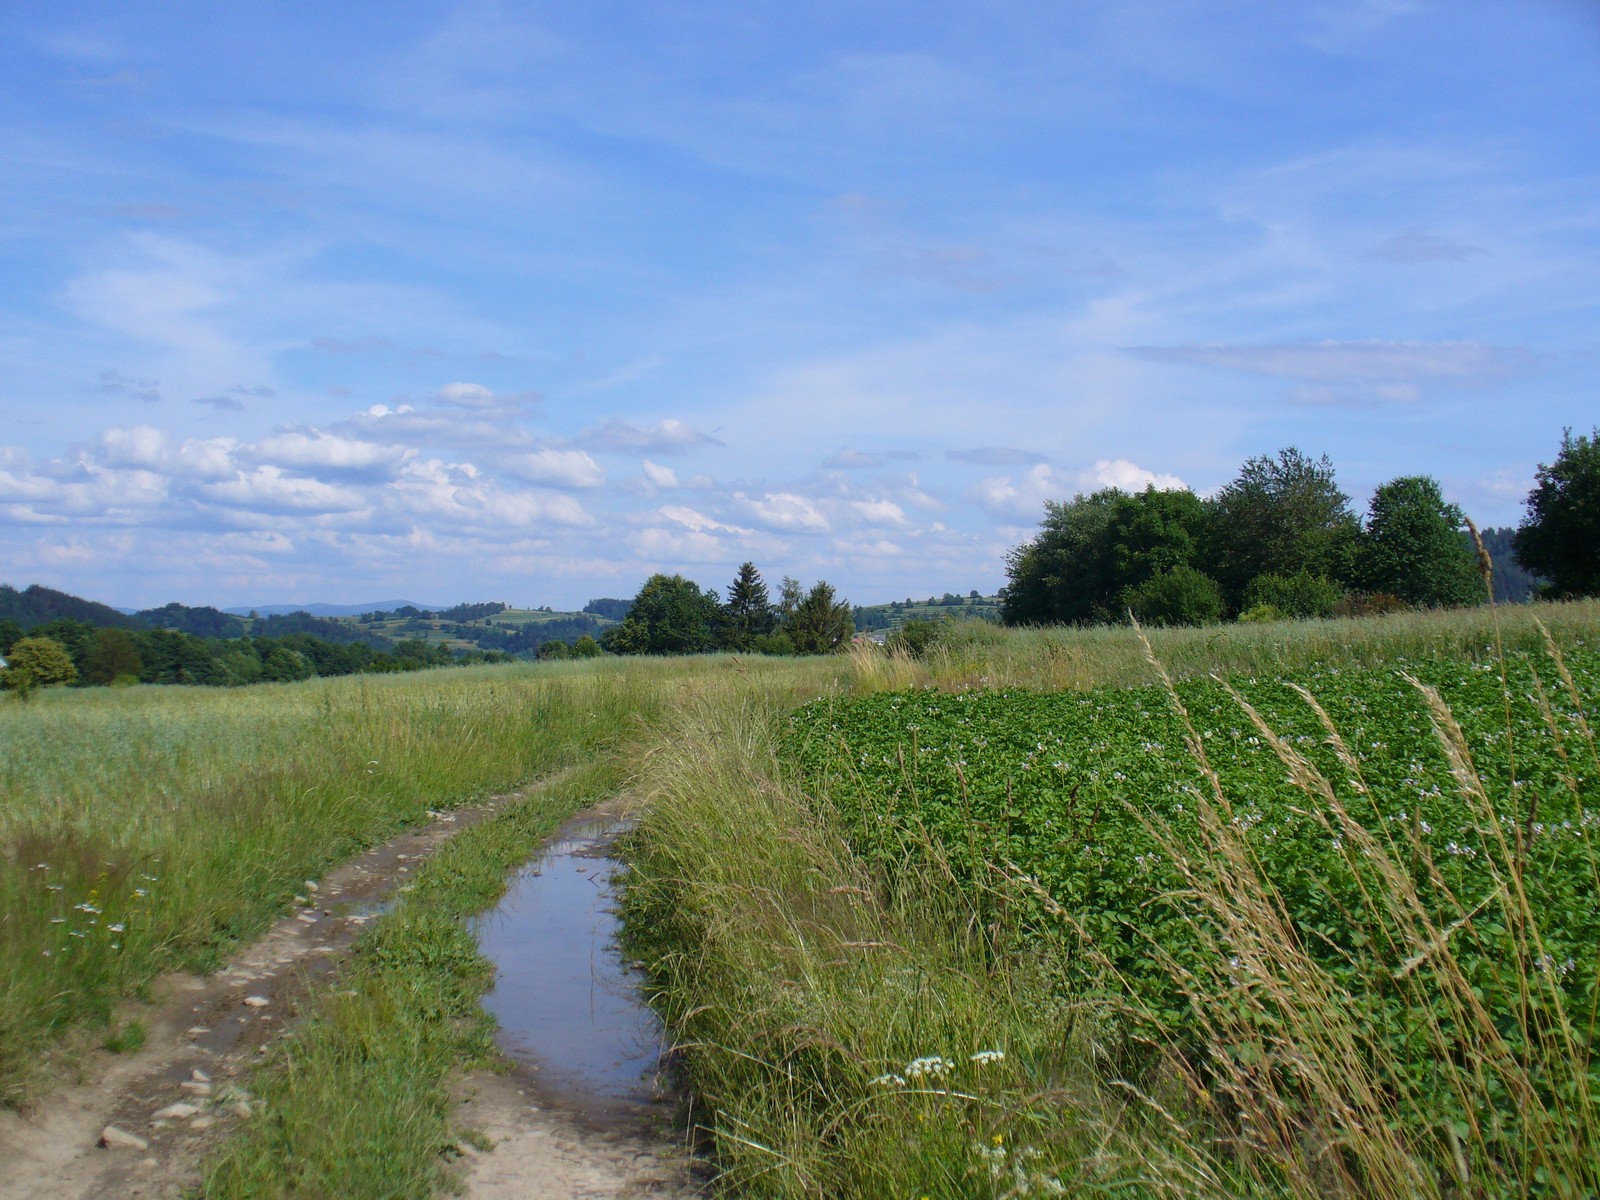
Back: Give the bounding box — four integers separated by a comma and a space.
1359, 475, 1480, 607
1514, 427, 1600, 598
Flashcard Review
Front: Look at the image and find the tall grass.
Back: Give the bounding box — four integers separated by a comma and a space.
0, 655, 847, 1107
913, 597, 1600, 692
626, 601, 1600, 1198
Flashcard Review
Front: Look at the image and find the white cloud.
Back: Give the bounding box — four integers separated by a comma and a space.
254, 429, 405, 475
434, 381, 497, 408
504, 448, 605, 489
577, 417, 723, 454
733, 491, 831, 533
972, 460, 1187, 519
659, 505, 755, 535
849, 498, 908, 526
199, 466, 369, 514
641, 459, 679, 489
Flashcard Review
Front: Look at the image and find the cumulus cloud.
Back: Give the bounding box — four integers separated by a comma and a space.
431, 381, 540, 410
659, 505, 754, 535
198, 465, 369, 514
254, 429, 406, 476
642, 460, 679, 489
577, 417, 724, 454
849, 498, 908, 526
503, 448, 605, 489
732, 491, 831, 533
972, 460, 1187, 519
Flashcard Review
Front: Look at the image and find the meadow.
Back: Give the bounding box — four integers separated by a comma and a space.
5, 597, 1599, 1197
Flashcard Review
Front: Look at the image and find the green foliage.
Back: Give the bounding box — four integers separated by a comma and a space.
1237, 602, 1284, 623
538, 639, 571, 660
601, 573, 720, 655
1515, 426, 1600, 597
1204, 447, 1360, 606
1360, 475, 1481, 607
1242, 569, 1343, 619
749, 630, 795, 656
571, 634, 602, 658
719, 561, 777, 650
3, 636, 78, 693
786, 647, 1600, 1193
1123, 564, 1224, 626
84, 627, 142, 686
884, 617, 942, 657
1001, 488, 1122, 625
787, 581, 855, 654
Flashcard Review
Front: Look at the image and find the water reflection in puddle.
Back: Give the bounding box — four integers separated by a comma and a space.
472, 817, 667, 1122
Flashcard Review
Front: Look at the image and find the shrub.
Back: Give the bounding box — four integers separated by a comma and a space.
885, 618, 942, 658
1124, 566, 1224, 627
1242, 570, 1342, 619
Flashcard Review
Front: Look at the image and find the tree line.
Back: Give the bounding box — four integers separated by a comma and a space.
598, 565, 855, 656
1002, 430, 1599, 627
0, 617, 508, 697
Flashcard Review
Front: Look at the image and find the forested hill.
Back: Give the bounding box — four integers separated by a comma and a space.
0, 583, 138, 629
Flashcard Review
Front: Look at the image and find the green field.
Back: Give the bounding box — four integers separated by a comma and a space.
6, 600, 1600, 1197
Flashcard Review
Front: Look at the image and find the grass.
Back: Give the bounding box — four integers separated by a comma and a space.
0, 657, 700, 1105
624, 598, 1600, 1198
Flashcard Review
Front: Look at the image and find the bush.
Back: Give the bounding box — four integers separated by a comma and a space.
1237, 602, 1285, 624
2, 636, 78, 696
1242, 570, 1342, 619
885, 618, 942, 658
749, 631, 795, 656
1124, 566, 1225, 627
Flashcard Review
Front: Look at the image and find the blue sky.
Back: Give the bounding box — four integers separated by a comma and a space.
3, 1, 1596, 610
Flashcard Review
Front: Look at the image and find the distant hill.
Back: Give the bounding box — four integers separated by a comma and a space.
222, 600, 446, 618
0, 583, 139, 630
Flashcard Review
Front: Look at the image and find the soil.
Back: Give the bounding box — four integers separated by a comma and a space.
0, 781, 700, 1199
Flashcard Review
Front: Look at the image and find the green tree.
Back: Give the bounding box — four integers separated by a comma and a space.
1205, 448, 1360, 608
1514, 427, 1600, 598
787, 581, 855, 654
1001, 489, 1122, 625
0, 618, 22, 656
1125, 566, 1225, 627
3, 635, 79, 697
538, 639, 571, 660
1359, 475, 1481, 607
601, 574, 719, 655
776, 576, 804, 625
85, 627, 143, 685
719, 562, 776, 650
571, 634, 602, 658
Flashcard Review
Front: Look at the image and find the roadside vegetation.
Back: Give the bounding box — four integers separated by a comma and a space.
0, 658, 680, 1104
624, 596, 1600, 1198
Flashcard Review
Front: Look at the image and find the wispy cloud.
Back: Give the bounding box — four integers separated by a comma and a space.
577, 418, 724, 454
947, 446, 1048, 466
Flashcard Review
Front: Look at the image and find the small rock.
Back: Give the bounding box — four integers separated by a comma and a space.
296, 913, 319, 924
139, 1157, 159, 1168
230, 1101, 253, 1119
100, 1125, 149, 1151
153, 1102, 201, 1121
180, 1081, 212, 1096
243, 995, 269, 1007
304, 880, 319, 892
191, 1068, 210, 1082
192, 1116, 215, 1131
187, 1026, 209, 1036
293, 895, 308, 905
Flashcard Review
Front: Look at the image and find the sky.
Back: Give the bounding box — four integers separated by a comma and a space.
2, 1, 1597, 611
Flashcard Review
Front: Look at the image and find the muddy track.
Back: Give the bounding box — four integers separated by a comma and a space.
0, 782, 698, 1199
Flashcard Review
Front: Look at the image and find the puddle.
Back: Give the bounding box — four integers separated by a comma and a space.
472, 816, 668, 1124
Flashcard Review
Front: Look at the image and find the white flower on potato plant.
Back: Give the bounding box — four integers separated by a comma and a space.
869, 1073, 906, 1088
969, 1049, 1005, 1066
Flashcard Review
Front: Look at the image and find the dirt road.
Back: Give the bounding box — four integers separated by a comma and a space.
0, 785, 697, 1199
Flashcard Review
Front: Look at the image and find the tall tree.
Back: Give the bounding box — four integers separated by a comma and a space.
1514, 427, 1600, 598
1001, 489, 1122, 625
85, 627, 143, 685
1360, 476, 1481, 607
1205, 447, 1360, 607
2, 636, 78, 695
601, 574, 719, 655
719, 562, 776, 650
787, 581, 855, 654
